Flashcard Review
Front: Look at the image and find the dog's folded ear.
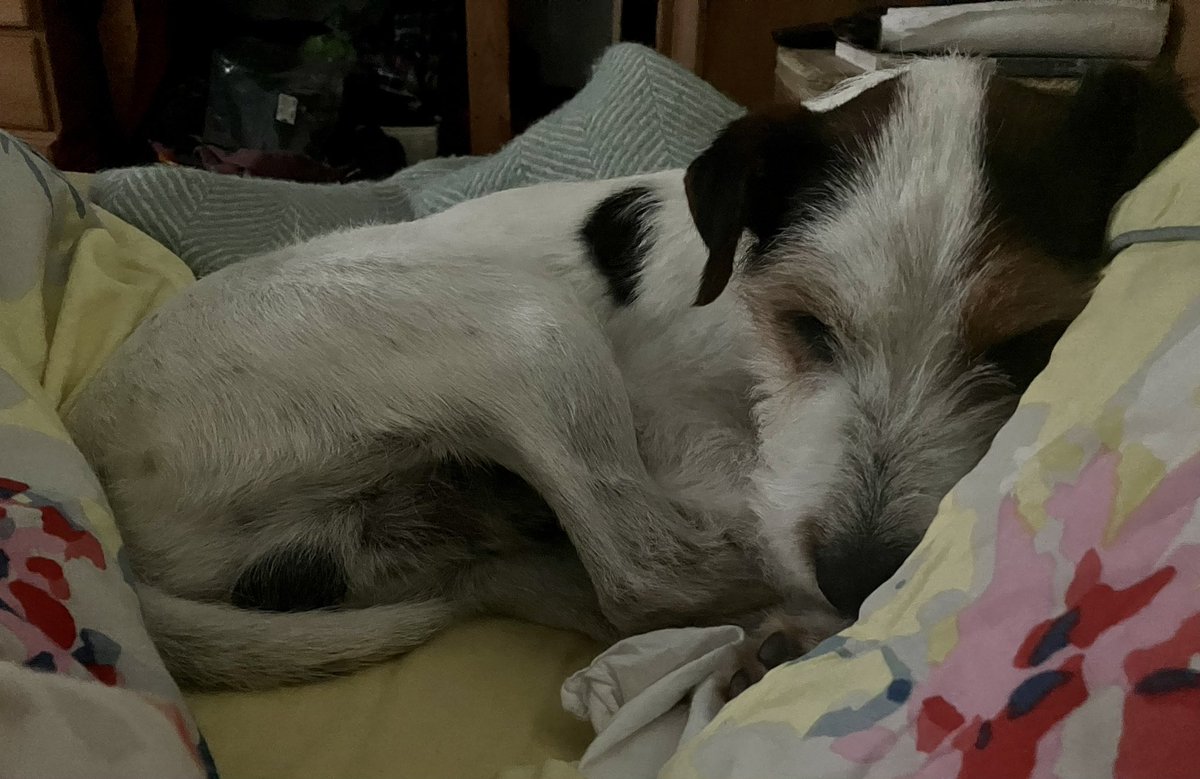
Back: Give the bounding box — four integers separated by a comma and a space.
684, 108, 832, 306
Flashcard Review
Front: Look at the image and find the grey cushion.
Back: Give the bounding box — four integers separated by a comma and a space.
92, 43, 743, 277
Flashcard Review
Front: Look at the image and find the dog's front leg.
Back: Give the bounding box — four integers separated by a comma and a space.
462, 280, 763, 633
524, 459, 757, 634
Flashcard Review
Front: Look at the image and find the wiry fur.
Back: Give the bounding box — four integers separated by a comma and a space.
65, 59, 1195, 691
747, 61, 1014, 603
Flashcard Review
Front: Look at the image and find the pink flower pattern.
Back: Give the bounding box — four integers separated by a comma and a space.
833, 448, 1200, 778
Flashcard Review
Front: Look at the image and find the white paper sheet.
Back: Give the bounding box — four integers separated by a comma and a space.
879, 0, 1169, 59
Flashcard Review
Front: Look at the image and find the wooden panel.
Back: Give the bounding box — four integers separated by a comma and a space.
0, 33, 49, 129
656, 0, 674, 54
465, 0, 512, 155
97, 0, 169, 136
666, 0, 706, 73
1173, 0, 1200, 114
0, 0, 28, 28
39, 0, 124, 170
709, 0, 937, 108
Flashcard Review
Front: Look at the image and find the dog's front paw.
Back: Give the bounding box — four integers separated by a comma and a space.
727, 608, 849, 699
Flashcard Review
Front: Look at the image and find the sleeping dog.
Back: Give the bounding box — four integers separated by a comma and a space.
67, 59, 1195, 691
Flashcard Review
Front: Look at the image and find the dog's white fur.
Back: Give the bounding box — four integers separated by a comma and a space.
72, 165, 773, 683
750, 62, 999, 587
64, 58, 1188, 690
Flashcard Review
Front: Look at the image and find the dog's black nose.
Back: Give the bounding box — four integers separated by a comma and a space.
813, 538, 914, 618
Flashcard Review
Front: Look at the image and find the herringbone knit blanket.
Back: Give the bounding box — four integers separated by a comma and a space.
92, 44, 744, 277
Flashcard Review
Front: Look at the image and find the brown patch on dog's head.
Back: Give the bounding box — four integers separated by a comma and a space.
959, 233, 1094, 394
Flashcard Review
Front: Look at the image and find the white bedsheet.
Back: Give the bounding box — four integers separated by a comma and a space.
563, 626, 744, 779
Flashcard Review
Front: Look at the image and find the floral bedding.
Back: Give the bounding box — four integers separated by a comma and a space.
0, 134, 211, 778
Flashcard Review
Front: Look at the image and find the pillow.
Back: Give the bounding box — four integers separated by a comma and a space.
0, 134, 212, 777
406, 42, 744, 217
91, 43, 744, 278
659, 129, 1200, 779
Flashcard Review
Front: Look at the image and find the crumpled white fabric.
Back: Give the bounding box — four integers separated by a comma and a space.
561, 626, 745, 779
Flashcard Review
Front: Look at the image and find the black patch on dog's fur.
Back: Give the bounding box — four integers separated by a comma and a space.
685, 110, 834, 302
684, 78, 899, 303
580, 185, 660, 306
984, 320, 1072, 392
231, 545, 347, 612
984, 66, 1197, 274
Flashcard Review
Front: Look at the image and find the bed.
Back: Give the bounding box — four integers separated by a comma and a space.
2, 44, 1198, 779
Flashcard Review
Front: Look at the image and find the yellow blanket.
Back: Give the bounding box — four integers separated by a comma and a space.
17, 124, 1200, 779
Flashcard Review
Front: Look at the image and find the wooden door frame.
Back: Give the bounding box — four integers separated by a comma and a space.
465, 0, 512, 155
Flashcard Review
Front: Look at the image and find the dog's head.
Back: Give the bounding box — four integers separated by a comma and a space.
686, 59, 1195, 616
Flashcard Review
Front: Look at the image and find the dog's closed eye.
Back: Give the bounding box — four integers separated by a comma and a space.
984, 321, 1071, 390
789, 314, 836, 362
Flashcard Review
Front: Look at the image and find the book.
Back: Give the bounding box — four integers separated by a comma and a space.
832, 40, 1151, 78
826, 1, 1168, 60
877, 1, 1169, 60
